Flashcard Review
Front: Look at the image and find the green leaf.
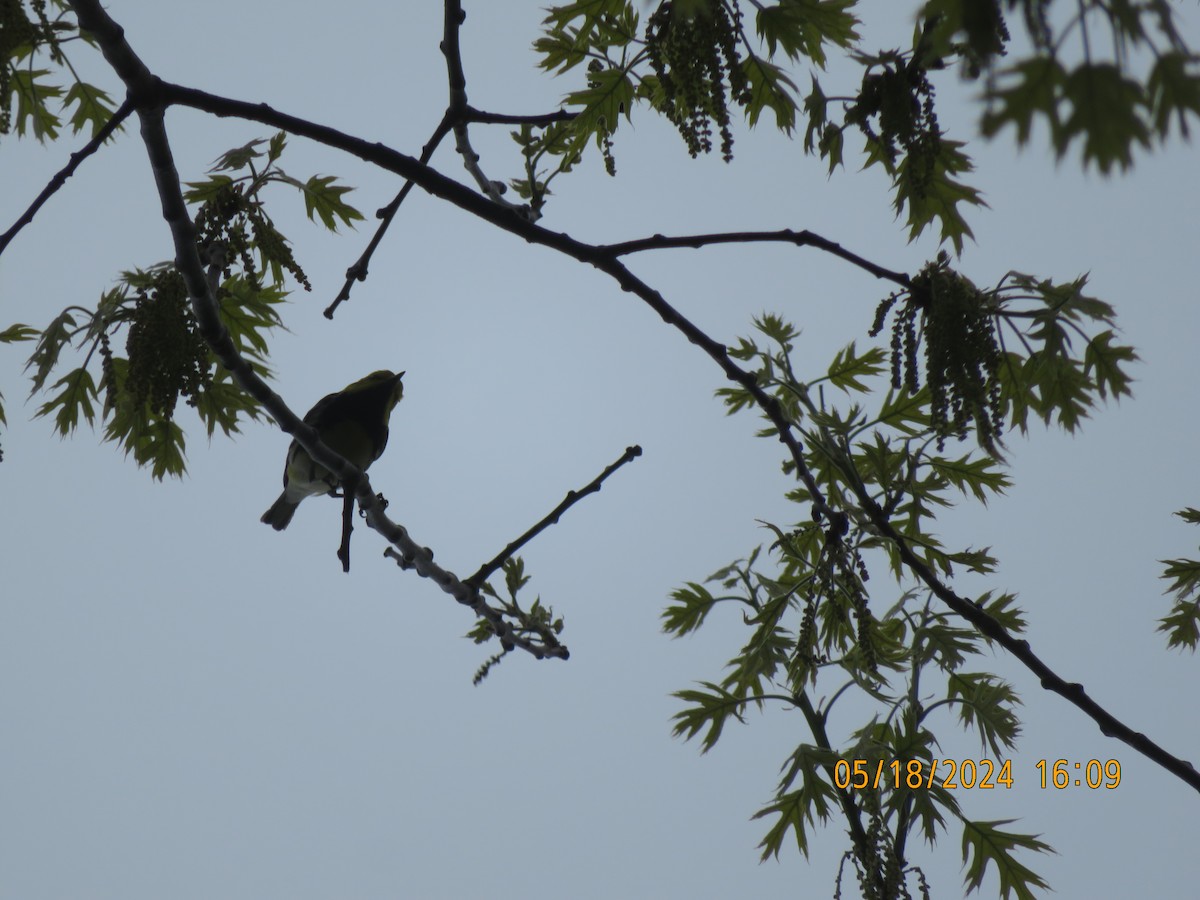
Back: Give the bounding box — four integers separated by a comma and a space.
948, 671, 1022, 756
663, 581, 723, 636
121, 415, 187, 480
266, 130, 287, 164
24, 308, 78, 394
1060, 63, 1151, 173
218, 276, 286, 363
671, 682, 747, 753
209, 138, 267, 173
502, 556, 531, 599
542, 0, 628, 33
914, 615, 981, 672
850, 433, 906, 494
918, 0, 1007, 65
1147, 51, 1200, 139
1159, 511, 1200, 651
1157, 594, 1200, 651
893, 139, 985, 255
818, 121, 844, 173
1013, 272, 1115, 325
1025, 353, 1091, 432
715, 383, 757, 416
896, 779, 960, 846
0, 323, 38, 343
1083, 331, 1137, 401
537, 1, 637, 73
927, 453, 1011, 503
976, 591, 1027, 637
755, 0, 861, 68
945, 546, 998, 575
182, 174, 236, 204
994, 350, 1031, 433
876, 386, 931, 434
190, 368, 262, 439
34, 367, 97, 435
100, 358, 188, 479
802, 75, 827, 152
981, 57, 1066, 147
534, 27, 592, 75
960, 819, 1053, 900
754, 790, 815, 860
62, 81, 116, 136
753, 743, 841, 860
10, 68, 63, 141
742, 55, 798, 132
824, 342, 887, 393
563, 65, 635, 136
291, 174, 365, 231
721, 590, 792, 700
754, 312, 800, 348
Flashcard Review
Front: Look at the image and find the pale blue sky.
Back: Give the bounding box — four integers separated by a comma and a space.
2, 2, 1198, 898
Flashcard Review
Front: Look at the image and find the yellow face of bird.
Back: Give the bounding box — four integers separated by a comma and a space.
351, 370, 405, 413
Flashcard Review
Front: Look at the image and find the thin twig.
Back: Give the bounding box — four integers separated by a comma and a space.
324, 9, 566, 317
442, 0, 534, 219
324, 112, 455, 318
602, 229, 912, 289
0, 96, 133, 257
466, 445, 643, 589
464, 106, 576, 126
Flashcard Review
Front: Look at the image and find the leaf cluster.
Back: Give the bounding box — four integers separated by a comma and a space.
666, 280, 1135, 894
870, 257, 1136, 457
1, 0, 118, 140
2, 133, 362, 477
532, 0, 1197, 249
971, 1, 1200, 172
1158, 508, 1200, 651
470, 557, 565, 683
527, 1, 857, 206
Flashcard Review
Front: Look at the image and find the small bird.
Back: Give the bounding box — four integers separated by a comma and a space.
260, 370, 405, 530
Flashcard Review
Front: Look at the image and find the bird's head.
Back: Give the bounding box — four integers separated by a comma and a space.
338, 370, 406, 418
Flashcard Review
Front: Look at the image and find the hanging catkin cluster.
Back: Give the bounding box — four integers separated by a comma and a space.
848, 59, 942, 201
645, 0, 750, 162
872, 255, 1004, 454
122, 268, 211, 419
192, 182, 311, 292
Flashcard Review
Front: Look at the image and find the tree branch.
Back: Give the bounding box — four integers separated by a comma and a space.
464, 105, 576, 126
795, 691, 886, 897
0, 97, 134, 257
466, 444, 643, 589
65, 0, 1199, 790
67, 0, 567, 664
151, 82, 841, 522
602, 229, 912, 289
442, 0, 533, 219
857, 488, 1200, 792
325, 2, 558, 317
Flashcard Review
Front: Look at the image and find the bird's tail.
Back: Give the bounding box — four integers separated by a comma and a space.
260, 493, 299, 531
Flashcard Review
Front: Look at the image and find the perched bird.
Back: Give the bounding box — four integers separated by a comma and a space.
260, 370, 405, 530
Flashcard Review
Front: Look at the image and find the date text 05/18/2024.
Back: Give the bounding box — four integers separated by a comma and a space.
834, 758, 1122, 791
